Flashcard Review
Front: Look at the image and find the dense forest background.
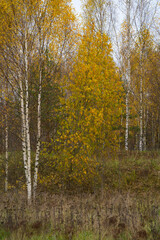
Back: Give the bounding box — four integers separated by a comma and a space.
0, 0, 160, 204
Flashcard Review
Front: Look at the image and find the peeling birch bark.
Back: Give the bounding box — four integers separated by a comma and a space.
20, 79, 28, 185
24, 8, 32, 204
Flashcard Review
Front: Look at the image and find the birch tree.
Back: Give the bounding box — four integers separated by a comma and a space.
0, 0, 77, 202
0, 75, 9, 192
83, 0, 112, 35
125, 0, 131, 151
119, 0, 158, 150
133, 0, 158, 151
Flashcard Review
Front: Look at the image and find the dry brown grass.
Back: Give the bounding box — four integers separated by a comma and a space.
0, 191, 160, 239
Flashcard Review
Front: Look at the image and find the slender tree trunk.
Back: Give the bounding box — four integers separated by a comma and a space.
139, 74, 143, 151
33, 31, 42, 199
143, 108, 147, 151
125, 90, 129, 151
158, 112, 160, 149
139, 0, 143, 152
20, 79, 28, 186
5, 114, 8, 192
33, 80, 41, 200
3, 83, 9, 193
24, 11, 32, 204
125, 0, 131, 151
152, 114, 155, 149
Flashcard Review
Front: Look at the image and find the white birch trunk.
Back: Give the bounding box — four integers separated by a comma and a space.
24, 11, 32, 204
33, 77, 41, 200
125, 0, 131, 151
20, 79, 28, 184
33, 35, 42, 199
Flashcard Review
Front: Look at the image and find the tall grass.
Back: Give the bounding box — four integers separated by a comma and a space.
0, 191, 160, 239
1, 152, 160, 239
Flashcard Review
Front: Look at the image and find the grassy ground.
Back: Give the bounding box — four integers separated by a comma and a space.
1, 151, 160, 239
1, 151, 160, 193
0, 229, 131, 240
0, 191, 160, 240
103, 151, 160, 192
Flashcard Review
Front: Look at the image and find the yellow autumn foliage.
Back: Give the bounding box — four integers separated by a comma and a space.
42, 25, 124, 189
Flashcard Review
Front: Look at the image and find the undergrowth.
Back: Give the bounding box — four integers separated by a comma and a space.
1, 152, 160, 239
0, 191, 160, 239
